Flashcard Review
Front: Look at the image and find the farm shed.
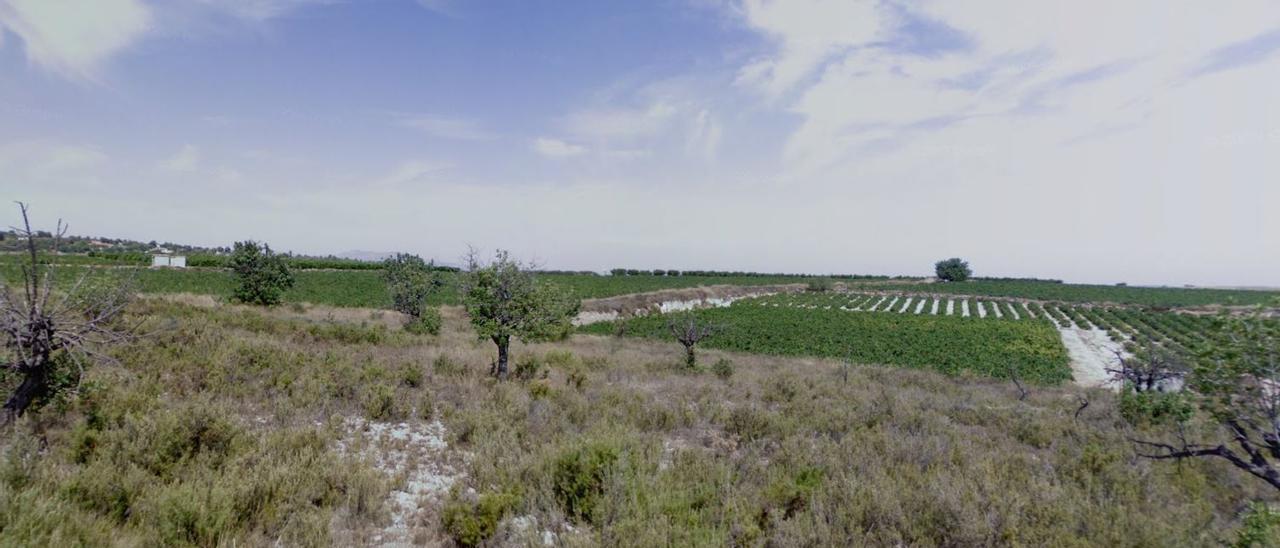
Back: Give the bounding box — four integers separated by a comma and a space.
151, 253, 187, 268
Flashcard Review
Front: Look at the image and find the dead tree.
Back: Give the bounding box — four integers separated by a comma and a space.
1131, 315, 1280, 491
1107, 340, 1188, 392
1007, 364, 1029, 401
1, 203, 135, 423
667, 312, 717, 368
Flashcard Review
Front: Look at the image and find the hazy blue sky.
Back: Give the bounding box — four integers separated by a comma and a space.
2, 0, 1278, 285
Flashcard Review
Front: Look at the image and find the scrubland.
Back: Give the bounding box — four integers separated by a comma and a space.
0, 297, 1274, 546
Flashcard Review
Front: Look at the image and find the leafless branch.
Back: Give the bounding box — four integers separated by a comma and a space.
1, 202, 137, 423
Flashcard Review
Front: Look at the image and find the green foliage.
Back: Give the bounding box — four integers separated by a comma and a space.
584, 301, 1072, 383
1236, 502, 1280, 547
1190, 316, 1280, 422
404, 307, 442, 335
1, 401, 383, 546
935, 257, 972, 282
433, 354, 467, 377
513, 355, 547, 381
361, 383, 403, 420
711, 358, 735, 380
1119, 390, 1195, 427
462, 250, 580, 375
805, 278, 834, 292
551, 441, 619, 524
10, 255, 1280, 309
230, 241, 295, 306
763, 467, 824, 520
884, 279, 1280, 307
441, 491, 519, 548
382, 253, 444, 318
0, 351, 85, 417
463, 251, 580, 344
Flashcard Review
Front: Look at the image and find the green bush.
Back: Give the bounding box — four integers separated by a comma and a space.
543, 350, 577, 369
433, 355, 466, 377
805, 278, 833, 292
1118, 389, 1194, 427
513, 355, 547, 381
763, 466, 824, 520
230, 241, 295, 306
551, 442, 619, 524
1236, 502, 1280, 547
711, 358, 735, 380
361, 384, 401, 421
441, 491, 519, 547
382, 253, 444, 318
404, 307, 441, 335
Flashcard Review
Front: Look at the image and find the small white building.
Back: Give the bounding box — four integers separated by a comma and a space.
151, 253, 187, 268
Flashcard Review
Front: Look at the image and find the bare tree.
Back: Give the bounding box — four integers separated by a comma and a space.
667, 312, 718, 368
1007, 363, 1029, 401
0, 203, 135, 422
1132, 314, 1280, 490
1107, 339, 1188, 392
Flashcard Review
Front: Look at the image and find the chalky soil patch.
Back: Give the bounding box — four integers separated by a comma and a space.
336, 418, 467, 547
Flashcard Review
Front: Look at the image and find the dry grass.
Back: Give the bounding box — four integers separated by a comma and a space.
1, 298, 1276, 546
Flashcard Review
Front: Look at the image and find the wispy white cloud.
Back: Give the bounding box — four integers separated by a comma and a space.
0, 0, 152, 80
685, 109, 722, 161
372, 160, 449, 187
532, 137, 587, 158
189, 0, 333, 22
734, 0, 1280, 177
396, 114, 496, 141
158, 144, 201, 172
415, 0, 457, 17
0, 140, 109, 190
565, 102, 677, 141
0, 0, 336, 81
733, 0, 884, 98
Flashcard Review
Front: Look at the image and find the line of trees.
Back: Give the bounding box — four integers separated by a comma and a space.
607, 268, 905, 280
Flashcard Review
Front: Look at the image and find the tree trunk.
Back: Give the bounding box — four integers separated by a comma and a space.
684, 344, 696, 368
494, 335, 510, 379
3, 363, 48, 423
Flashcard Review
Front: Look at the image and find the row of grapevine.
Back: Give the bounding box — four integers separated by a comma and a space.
743, 292, 1046, 322
580, 301, 1073, 383
742, 291, 1261, 362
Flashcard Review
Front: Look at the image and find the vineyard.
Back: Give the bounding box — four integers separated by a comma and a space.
580, 299, 1073, 384
873, 279, 1280, 307
739, 291, 1258, 357
581, 289, 1280, 386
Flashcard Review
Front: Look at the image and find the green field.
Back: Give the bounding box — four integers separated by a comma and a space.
6, 259, 1276, 311
874, 279, 1280, 307
0, 265, 816, 308
581, 301, 1073, 384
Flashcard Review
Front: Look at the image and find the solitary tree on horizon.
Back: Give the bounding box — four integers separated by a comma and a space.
935, 258, 972, 282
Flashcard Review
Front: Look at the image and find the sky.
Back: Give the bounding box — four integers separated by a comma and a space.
1, 0, 1278, 286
